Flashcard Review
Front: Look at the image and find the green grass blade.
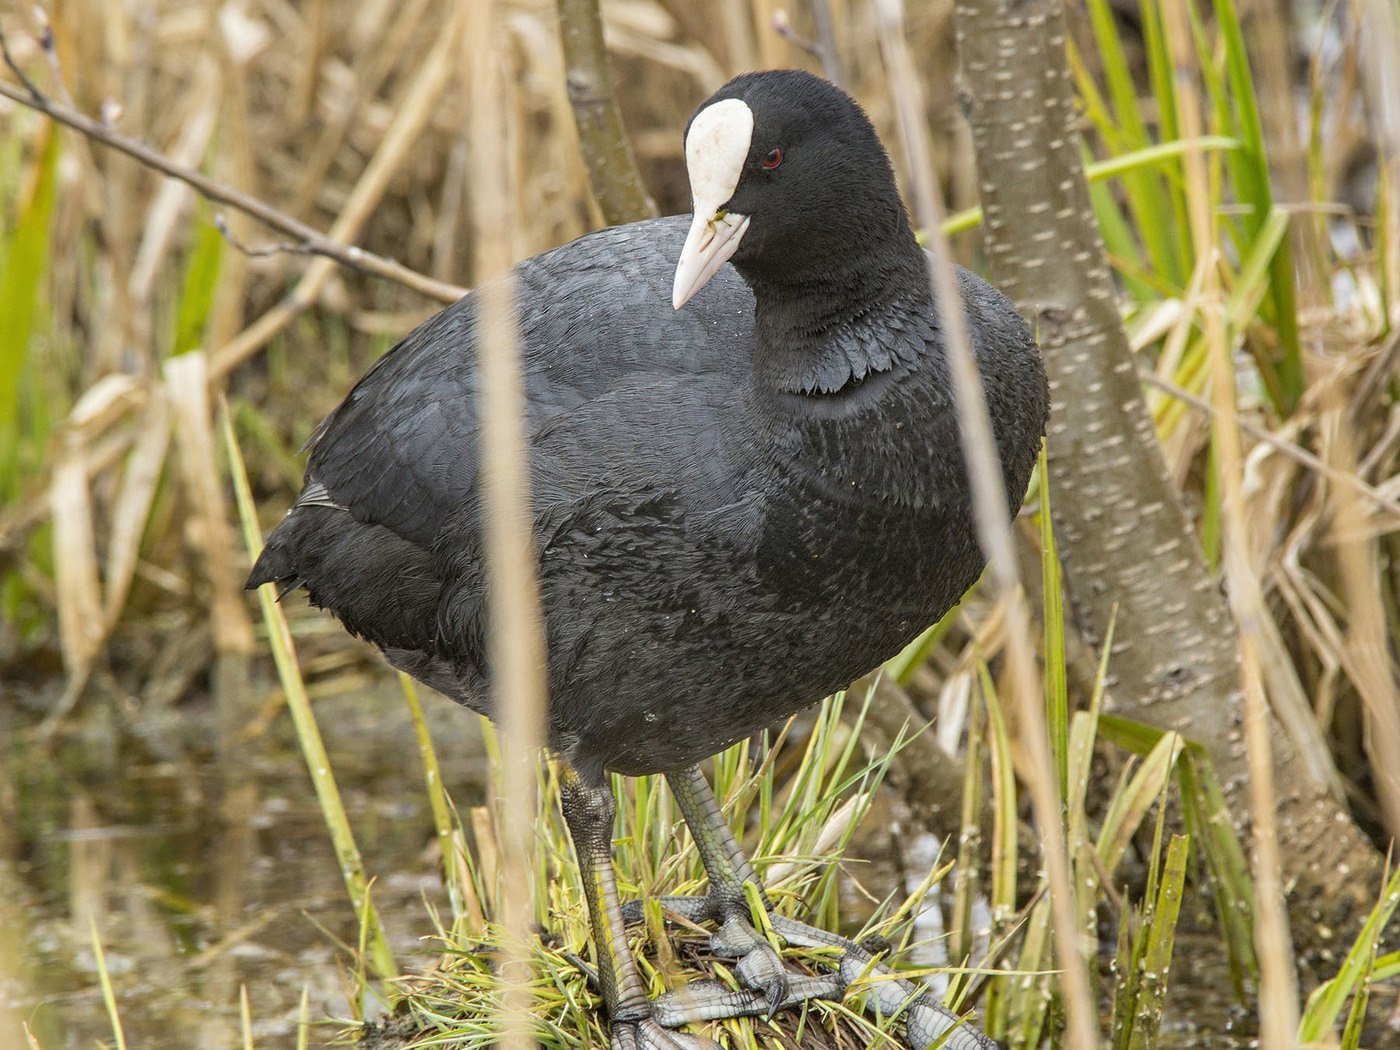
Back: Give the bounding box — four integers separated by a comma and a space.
1178, 749, 1257, 996
1039, 446, 1069, 803
1097, 714, 1258, 995
940, 137, 1240, 239
979, 661, 1019, 1041
401, 672, 473, 930
223, 402, 398, 981
1297, 864, 1400, 1041
1227, 205, 1294, 328
296, 985, 309, 1050
0, 130, 58, 495
1126, 834, 1189, 1050
1374, 951, 1400, 982
1095, 731, 1182, 874
1079, 0, 1188, 284
89, 918, 129, 1050
171, 208, 225, 356
1195, 0, 1304, 410
1339, 955, 1371, 1050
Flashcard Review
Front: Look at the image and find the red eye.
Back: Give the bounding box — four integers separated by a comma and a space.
762, 148, 783, 169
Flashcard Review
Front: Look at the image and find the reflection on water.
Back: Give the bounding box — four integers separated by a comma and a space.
1, 680, 1255, 1049
0, 683, 487, 1049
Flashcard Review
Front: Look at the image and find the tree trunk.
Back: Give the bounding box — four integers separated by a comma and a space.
952, 0, 1384, 959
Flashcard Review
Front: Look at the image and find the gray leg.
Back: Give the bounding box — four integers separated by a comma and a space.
560, 772, 717, 1050
664, 765, 797, 1007
646, 766, 999, 1050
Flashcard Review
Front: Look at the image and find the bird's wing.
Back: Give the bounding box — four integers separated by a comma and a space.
300, 216, 755, 548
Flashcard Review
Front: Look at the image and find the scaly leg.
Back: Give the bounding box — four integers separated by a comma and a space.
561, 772, 717, 1050
637, 765, 999, 1050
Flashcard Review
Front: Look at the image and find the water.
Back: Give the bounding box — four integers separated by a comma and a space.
2, 679, 1264, 1049
1, 682, 487, 1049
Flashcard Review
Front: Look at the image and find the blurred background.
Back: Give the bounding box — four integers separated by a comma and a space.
1, 0, 1396, 1047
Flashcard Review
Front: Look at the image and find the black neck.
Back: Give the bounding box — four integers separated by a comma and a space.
742, 234, 933, 396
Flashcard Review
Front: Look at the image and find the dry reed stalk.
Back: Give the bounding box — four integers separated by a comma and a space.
600, 10, 726, 96
1141, 372, 1400, 520
207, 1, 473, 380
1149, 252, 1216, 483
807, 0, 845, 85
1321, 386, 1400, 841
875, 3, 1097, 1049
0, 429, 134, 562
0, 74, 466, 307
291, 0, 330, 125
49, 434, 104, 684
720, 0, 757, 71
751, 0, 795, 68
82, 0, 140, 379
504, 9, 604, 257
467, 1, 545, 1047
165, 351, 254, 657
287, 0, 433, 218
39, 374, 149, 728
101, 387, 172, 630
1145, 373, 1384, 798
209, 2, 261, 357
127, 58, 220, 305
1162, 4, 1300, 1045
1359, 0, 1400, 321
165, 350, 257, 750
470, 805, 503, 911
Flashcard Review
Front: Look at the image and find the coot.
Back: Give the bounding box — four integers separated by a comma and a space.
249, 69, 1046, 1050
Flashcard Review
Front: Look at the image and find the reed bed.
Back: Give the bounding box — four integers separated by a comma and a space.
2, 0, 1398, 1047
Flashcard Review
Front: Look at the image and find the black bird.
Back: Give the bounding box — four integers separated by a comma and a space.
248, 70, 1046, 1050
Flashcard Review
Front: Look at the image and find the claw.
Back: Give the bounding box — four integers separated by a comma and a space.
731, 943, 788, 1017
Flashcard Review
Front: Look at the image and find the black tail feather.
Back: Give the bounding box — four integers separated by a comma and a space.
246, 506, 440, 653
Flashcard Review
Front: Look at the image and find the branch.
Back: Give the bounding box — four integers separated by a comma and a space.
556, 0, 656, 225
0, 22, 43, 99
0, 61, 465, 304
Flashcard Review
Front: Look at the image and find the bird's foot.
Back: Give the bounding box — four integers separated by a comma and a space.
610, 1014, 718, 1050
622, 893, 799, 1009
625, 894, 998, 1050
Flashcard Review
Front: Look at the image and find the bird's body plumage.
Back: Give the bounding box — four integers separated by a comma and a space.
250, 214, 1045, 783
249, 70, 1044, 1050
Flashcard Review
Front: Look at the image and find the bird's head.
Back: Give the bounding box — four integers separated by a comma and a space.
672, 69, 914, 310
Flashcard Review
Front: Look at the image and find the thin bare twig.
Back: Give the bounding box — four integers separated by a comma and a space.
0, 22, 43, 99
31, 8, 74, 109
0, 32, 465, 304
213, 214, 316, 260
772, 12, 822, 61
